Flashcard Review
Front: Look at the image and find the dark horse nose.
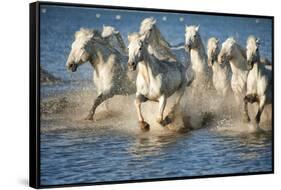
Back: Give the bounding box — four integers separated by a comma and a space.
128, 62, 136, 67
185, 44, 191, 52
219, 55, 225, 63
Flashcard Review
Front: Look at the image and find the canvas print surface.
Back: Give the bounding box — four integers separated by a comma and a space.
39, 4, 273, 186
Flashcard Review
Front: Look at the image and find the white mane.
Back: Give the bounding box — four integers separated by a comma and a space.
139, 17, 156, 35
102, 25, 127, 54
101, 25, 118, 38
221, 37, 236, 52
222, 37, 246, 59
139, 17, 177, 62
247, 35, 258, 45
207, 37, 219, 51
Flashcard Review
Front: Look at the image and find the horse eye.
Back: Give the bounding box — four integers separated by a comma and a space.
139, 47, 142, 51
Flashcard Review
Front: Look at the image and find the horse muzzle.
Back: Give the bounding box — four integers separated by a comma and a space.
128, 62, 137, 71
247, 61, 254, 70
218, 56, 225, 64
67, 62, 78, 72
208, 59, 214, 67
185, 44, 191, 52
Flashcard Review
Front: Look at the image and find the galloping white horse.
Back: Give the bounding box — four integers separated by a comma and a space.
101, 25, 127, 55
207, 37, 231, 97
218, 37, 250, 106
185, 25, 211, 90
66, 28, 135, 120
127, 33, 188, 131
139, 17, 178, 62
243, 35, 272, 125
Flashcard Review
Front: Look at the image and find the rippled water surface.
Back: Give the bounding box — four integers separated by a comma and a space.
41, 122, 272, 185
40, 5, 273, 186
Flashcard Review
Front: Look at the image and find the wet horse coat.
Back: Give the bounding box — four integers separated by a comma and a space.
66, 28, 135, 120
127, 33, 187, 131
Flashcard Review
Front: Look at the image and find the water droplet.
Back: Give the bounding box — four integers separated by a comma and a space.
162, 16, 167, 21
115, 15, 121, 20
179, 17, 184, 22
41, 8, 47, 14
96, 13, 101, 18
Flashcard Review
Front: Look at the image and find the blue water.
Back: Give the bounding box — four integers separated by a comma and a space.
40, 5, 272, 186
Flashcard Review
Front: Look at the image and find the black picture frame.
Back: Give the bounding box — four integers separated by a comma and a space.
30, 1, 274, 189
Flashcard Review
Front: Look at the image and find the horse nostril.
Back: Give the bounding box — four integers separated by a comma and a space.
129, 62, 135, 66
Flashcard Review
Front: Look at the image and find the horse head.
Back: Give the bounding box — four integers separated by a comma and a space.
127, 33, 147, 71
218, 37, 237, 65
207, 37, 220, 66
185, 25, 200, 52
246, 35, 260, 70
66, 28, 103, 72
139, 17, 156, 42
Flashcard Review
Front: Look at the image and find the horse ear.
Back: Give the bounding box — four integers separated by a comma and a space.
196, 25, 200, 31
128, 35, 132, 42
256, 38, 260, 45
185, 25, 188, 31
152, 17, 156, 24
216, 39, 220, 44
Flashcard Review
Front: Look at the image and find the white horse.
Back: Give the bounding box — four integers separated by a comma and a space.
127, 33, 188, 131
185, 25, 211, 90
139, 17, 178, 63
218, 37, 250, 106
101, 25, 127, 55
66, 28, 135, 120
243, 35, 272, 125
207, 37, 231, 97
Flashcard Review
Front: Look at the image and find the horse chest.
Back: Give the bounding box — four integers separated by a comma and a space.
212, 64, 229, 90
230, 64, 248, 94
190, 50, 207, 72
247, 65, 268, 96
136, 74, 161, 99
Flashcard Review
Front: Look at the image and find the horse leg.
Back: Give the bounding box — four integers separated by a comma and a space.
135, 94, 150, 131
102, 100, 109, 112
85, 91, 114, 121
156, 95, 167, 126
243, 95, 251, 123
255, 95, 265, 125
166, 86, 185, 122
243, 93, 259, 123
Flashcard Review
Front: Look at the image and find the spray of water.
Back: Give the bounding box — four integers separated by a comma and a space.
40, 80, 272, 135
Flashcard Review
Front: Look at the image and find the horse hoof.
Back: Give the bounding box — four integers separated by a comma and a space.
84, 115, 94, 121
160, 116, 173, 126
255, 117, 261, 125
139, 121, 150, 132
243, 115, 250, 123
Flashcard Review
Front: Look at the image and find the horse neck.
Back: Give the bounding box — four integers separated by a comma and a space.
212, 60, 221, 72
89, 42, 115, 69
250, 58, 263, 77
115, 33, 127, 52
149, 30, 176, 61
190, 37, 207, 70
112, 33, 127, 54
229, 45, 248, 75
138, 48, 159, 83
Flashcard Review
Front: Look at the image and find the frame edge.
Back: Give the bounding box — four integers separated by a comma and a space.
29, 1, 40, 189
